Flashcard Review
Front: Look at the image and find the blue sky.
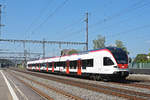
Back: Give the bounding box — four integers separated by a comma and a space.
0, 0, 150, 58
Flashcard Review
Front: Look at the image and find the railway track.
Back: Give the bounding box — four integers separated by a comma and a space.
110, 81, 150, 90
6, 71, 54, 100
9, 68, 150, 100
6, 70, 84, 100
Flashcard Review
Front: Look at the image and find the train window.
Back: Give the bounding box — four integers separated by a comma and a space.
81, 59, 93, 69
55, 62, 63, 68
48, 63, 52, 68
54, 62, 56, 68
59, 62, 62, 67
57, 62, 64, 67
59, 62, 66, 68
33, 64, 35, 67
41, 63, 45, 67
70, 61, 77, 69
87, 59, 93, 67
28, 64, 31, 67
82, 60, 86, 69
70, 61, 73, 69
31, 64, 35, 67
74, 61, 77, 69
103, 57, 114, 66
44, 63, 47, 67
62, 62, 66, 68
56, 62, 58, 67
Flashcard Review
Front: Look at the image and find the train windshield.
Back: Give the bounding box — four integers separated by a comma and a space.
107, 47, 128, 64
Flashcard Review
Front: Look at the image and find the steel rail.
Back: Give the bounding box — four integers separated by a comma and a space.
12, 69, 150, 100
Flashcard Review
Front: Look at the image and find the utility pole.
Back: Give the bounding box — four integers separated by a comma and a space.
0, 4, 2, 38
85, 12, 88, 50
42, 39, 45, 58
23, 42, 27, 67
0, 4, 4, 39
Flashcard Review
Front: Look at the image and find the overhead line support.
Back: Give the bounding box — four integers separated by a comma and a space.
43, 39, 45, 58
85, 12, 88, 50
0, 39, 86, 45
0, 4, 4, 39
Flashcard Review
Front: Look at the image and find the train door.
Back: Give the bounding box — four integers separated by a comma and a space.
35, 64, 38, 71
52, 62, 54, 72
77, 59, 82, 75
66, 60, 70, 74
30, 64, 32, 70
46, 63, 48, 72
39, 64, 40, 71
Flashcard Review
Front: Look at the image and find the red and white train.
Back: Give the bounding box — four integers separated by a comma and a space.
27, 47, 129, 81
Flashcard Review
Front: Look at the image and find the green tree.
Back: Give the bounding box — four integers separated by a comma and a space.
148, 51, 150, 62
61, 49, 79, 56
93, 35, 105, 49
134, 54, 148, 63
115, 40, 129, 54
115, 40, 124, 48
148, 51, 150, 56
68, 49, 79, 55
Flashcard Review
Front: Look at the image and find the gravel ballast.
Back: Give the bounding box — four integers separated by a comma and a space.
10, 70, 126, 100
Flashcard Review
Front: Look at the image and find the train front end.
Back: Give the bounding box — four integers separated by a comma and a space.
106, 47, 129, 80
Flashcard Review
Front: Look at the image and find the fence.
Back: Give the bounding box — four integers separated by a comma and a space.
129, 63, 150, 69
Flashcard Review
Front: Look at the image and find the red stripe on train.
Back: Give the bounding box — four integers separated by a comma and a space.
117, 64, 128, 69
77, 60, 82, 75
52, 62, 54, 72
46, 63, 48, 72
66, 61, 70, 74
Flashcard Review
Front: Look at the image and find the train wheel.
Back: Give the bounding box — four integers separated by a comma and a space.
89, 75, 93, 80
102, 78, 109, 82
89, 75, 101, 81
95, 75, 102, 81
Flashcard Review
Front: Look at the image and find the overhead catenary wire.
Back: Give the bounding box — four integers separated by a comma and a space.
32, 0, 69, 33
58, 27, 85, 41
58, 0, 150, 41
59, 17, 84, 32
55, 17, 85, 40
67, 24, 150, 44
24, 0, 54, 39
106, 24, 150, 38
89, 0, 150, 29
90, 9, 148, 36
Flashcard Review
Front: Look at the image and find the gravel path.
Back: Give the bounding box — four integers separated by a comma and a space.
127, 74, 150, 81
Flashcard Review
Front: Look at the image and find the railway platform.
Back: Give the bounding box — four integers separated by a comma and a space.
0, 69, 44, 100
0, 70, 13, 100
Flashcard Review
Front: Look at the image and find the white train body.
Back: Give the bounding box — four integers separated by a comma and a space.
27, 47, 129, 80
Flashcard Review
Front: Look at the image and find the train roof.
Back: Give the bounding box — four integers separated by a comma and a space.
80, 47, 123, 54
28, 47, 123, 62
